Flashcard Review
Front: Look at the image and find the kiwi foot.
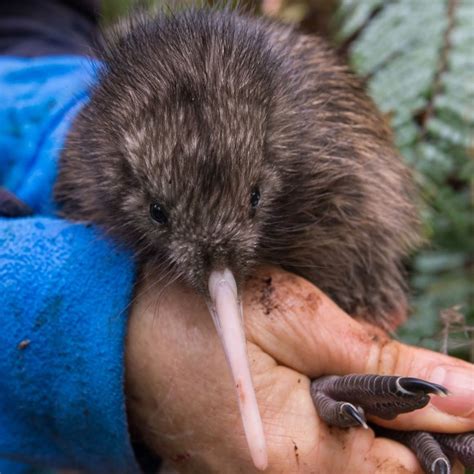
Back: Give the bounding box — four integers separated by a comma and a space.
310, 374, 473, 473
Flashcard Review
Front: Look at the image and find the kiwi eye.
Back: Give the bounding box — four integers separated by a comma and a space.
250, 188, 260, 208
150, 202, 168, 224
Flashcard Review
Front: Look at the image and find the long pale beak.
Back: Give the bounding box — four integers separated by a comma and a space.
208, 269, 268, 471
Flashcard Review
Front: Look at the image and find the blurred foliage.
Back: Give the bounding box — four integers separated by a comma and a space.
102, 0, 132, 20
334, 0, 474, 361
102, 0, 473, 360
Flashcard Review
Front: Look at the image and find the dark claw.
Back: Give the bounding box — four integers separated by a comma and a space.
432, 458, 450, 474
310, 384, 368, 428
398, 377, 448, 397
341, 403, 368, 429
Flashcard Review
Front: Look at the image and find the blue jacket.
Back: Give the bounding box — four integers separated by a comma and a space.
0, 56, 141, 473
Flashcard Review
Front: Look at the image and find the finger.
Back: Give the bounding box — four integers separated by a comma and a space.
243, 267, 474, 432
369, 437, 463, 474
313, 423, 423, 474
369, 437, 423, 474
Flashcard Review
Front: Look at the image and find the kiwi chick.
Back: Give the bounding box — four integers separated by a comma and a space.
56, 8, 420, 326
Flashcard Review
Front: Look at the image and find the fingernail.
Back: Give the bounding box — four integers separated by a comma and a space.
429, 365, 474, 417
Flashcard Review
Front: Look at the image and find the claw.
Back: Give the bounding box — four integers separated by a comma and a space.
341, 403, 368, 429
432, 458, 450, 474
397, 377, 448, 397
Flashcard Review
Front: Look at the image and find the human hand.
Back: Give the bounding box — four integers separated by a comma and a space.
125, 267, 473, 473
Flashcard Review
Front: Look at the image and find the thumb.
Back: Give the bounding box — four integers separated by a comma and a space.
244, 267, 474, 433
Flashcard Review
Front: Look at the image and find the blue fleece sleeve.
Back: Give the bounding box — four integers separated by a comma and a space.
0, 56, 97, 214
0, 57, 141, 473
0, 218, 140, 473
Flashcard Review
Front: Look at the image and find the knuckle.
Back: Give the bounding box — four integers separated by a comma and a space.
374, 340, 404, 375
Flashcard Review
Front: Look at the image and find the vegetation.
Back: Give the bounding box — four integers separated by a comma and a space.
335, 0, 473, 361
102, 0, 473, 361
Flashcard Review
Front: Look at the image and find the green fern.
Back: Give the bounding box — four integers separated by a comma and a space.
335, 0, 474, 359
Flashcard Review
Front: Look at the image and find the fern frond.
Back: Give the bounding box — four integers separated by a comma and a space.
336, 0, 473, 359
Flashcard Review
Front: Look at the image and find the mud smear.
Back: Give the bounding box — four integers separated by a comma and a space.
18, 339, 31, 350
